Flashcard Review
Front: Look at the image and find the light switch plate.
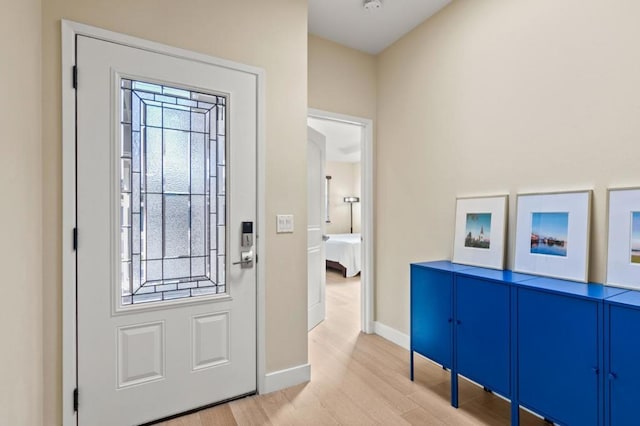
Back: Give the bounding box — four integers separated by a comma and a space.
276, 214, 294, 233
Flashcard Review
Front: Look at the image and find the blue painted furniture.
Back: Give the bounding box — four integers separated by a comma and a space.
410, 261, 472, 405
410, 262, 534, 410
410, 261, 629, 426
410, 262, 462, 372
456, 273, 511, 396
516, 278, 622, 426
454, 268, 536, 411
604, 290, 640, 426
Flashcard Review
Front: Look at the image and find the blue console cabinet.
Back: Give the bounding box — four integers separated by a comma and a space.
410, 262, 457, 372
456, 273, 510, 397
410, 261, 629, 426
516, 279, 619, 426
454, 268, 534, 404
410, 263, 533, 412
604, 291, 640, 426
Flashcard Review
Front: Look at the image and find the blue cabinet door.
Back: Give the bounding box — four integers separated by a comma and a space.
607, 305, 640, 426
411, 266, 453, 368
518, 288, 600, 426
456, 276, 510, 397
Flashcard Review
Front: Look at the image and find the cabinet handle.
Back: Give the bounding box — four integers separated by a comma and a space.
456, 320, 462, 325
592, 367, 599, 375
608, 372, 618, 381
447, 318, 453, 323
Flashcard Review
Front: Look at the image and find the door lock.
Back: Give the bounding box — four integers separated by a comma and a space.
241, 221, 253, 247
233, 250, 254, 267
235, 221, 255, 268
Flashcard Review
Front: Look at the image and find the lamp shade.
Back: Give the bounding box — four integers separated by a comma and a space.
344, 196, 360, 203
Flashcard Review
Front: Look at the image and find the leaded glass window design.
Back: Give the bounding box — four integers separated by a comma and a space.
120, 79, 227, 305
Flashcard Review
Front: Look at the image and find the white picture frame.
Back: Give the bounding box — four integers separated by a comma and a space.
606, 187, 640, 289
452, 195, 508, 270
514, 190, 592, 282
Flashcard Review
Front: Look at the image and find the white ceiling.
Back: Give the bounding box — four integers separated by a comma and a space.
308, 117, 362, 163
308, 0, 452, 54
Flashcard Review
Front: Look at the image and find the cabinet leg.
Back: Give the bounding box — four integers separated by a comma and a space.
510, 402, 519, 426
483, 387, 492, 393
451, 372, 459, 408
410, 351, 414, 381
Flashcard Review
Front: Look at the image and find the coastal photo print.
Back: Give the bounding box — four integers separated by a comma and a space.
453, 195, 507, 270
530, 212, 568, 257
514, 191, 591, 282
606, 188, 640, 289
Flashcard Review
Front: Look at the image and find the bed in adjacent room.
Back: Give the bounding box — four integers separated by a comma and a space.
325, 233, 361, 277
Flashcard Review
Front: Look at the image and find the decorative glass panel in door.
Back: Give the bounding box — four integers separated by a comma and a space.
120, 79, 227, 305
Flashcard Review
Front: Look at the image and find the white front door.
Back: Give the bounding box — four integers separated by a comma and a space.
76, 35, 257, 425
307, 126, 327, 331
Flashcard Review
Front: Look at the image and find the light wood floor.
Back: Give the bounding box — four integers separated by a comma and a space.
159, 270, 548, 426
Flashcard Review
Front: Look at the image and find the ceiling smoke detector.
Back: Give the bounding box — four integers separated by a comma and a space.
363, 0, 382, 12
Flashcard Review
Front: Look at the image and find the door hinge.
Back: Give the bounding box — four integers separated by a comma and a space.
72, 65, 78, 89
73, 228, 78, 251
73, 388, 79, 412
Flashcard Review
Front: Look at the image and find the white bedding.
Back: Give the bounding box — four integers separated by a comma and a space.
326, 233, 361, 277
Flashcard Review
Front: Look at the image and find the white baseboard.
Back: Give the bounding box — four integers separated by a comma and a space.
262, 363, 311, 394
374, 321, 410, 350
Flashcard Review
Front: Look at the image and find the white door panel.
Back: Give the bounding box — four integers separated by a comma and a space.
77, 35, 256, 425
308, 126, 326, 330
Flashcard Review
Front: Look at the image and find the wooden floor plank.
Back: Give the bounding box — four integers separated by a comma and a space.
402, 406, 448, 426
198, 404, 237, 426
310, 384, 382, 425
157, 412, 202, 426
406, 387, 463, 423
229, 396, 272, 426
254, 390, 298, 425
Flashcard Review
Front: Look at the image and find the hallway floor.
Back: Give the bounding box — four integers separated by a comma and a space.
159, 270, 547, 425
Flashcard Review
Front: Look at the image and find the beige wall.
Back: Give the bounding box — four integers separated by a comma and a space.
42, 0, 308, 422
0, 0, 43, 424
326, 161, 361, 234
308, 34, 377, 120
377, 0, 640, 334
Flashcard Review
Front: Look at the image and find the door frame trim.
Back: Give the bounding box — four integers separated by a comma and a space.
307, 108, 374, 334
61, 20, 266, 425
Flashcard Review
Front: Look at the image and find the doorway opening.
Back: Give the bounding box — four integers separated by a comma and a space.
307, 109, 374, 334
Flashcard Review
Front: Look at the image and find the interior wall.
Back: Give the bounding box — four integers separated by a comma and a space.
376, 0, 640, 334
326, 161, 361, 234
42, 0, 308, 422
308, 34, 377, 120
0, 0, 43, 424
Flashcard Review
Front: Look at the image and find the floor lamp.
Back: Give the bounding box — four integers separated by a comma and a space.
344, 196, 360, 234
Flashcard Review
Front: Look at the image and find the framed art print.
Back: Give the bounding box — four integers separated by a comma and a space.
452, 195, 508, 270
514, 190, 592, 282
606, 187, 640, 289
